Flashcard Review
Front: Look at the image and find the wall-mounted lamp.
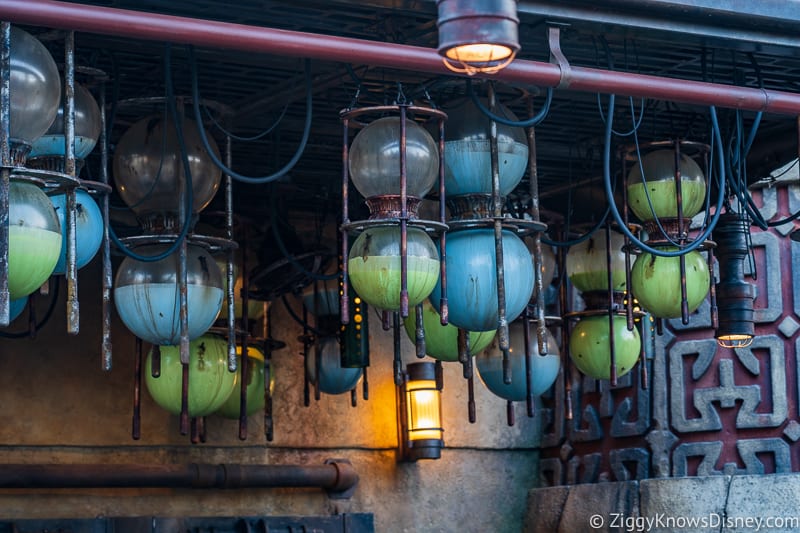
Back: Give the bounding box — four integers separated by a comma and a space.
398, 362, 443, 461
714, 212, 755, 348
436, 0, 520, 75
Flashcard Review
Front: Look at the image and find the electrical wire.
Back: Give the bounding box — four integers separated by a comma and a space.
466, 79, 552, 128
0, 278, 60, 339
189, 46, 312, 185
202, 98, 290, 142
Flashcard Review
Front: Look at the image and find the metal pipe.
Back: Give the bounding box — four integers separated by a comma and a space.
2, 0, 800, 115
0, 22, 10, 326
0, 461, 359, 495
64, 30, 79, 335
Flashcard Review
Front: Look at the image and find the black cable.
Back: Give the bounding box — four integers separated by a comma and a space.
466, 79, 552, 128
0, 278, 60, 339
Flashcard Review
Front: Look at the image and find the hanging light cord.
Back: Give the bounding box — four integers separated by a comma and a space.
202, 96, 290, 142
466, 79, 552, 127
107, 44, 195, 262
189, 46, 312, 185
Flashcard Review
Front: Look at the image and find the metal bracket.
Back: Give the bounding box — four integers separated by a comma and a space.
548, 26, 572, 90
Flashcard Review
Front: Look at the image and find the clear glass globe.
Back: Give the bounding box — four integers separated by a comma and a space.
348, 116, 439, 199
476, 322, 560, 400
114, 242, 224, 345
348, 226, 440, 311
29, 83, 101, 161
566, 230, 628, 293
8, 26, 61, 159
627, 149, 706, 221
306, 336, 363, 395
144, 334, 238, 417
443, 97, 528, 197
8, 180, 62, 299
112, 114, 221, 219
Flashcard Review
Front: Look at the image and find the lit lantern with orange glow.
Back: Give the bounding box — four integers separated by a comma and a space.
400, 362, 443, 461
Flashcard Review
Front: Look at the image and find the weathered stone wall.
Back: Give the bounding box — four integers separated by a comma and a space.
0, 260, 543, 532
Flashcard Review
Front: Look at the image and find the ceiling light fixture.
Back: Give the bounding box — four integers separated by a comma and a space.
436, 0, 520, 75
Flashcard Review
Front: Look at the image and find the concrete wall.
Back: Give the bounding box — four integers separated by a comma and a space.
0, 262, 543, 532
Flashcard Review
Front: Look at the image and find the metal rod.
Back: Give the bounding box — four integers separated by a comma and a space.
99, 79, 113, 370
507, 400, 515, 427
605, 223, 617, 386
557, 240, 573, 420
264, 307, 274, 441
151, 344, 161, 378
64, 30, 79, 335
467, 372, 476, 423
621, 151, 635, 332
0, 462, 359, 493
392, 312, 403, 386
132, 336, 142, 440
180, 361, 190, 435
0, 22, 9, 326
340, 118, 350, 323
674, 142, 690, 325
414, 302, 426, 358
225, 134, 236, 373
522, 308, 535, 418
437, 116, 448, 325
3, 0, 800, 115
526, 115, 547, 356
399, 105, 409, 318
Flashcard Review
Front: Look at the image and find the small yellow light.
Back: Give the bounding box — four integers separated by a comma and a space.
716, 334, 754, 349
354, 314, 362, 324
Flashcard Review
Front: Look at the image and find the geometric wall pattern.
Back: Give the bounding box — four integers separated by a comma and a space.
538, 181, 800, 485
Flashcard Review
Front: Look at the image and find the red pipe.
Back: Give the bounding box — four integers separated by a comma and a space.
2, 0, 800, 114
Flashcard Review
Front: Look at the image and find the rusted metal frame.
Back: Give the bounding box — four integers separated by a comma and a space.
487, 84, 511, 385
414, 302, 425, 359
132, 336, 142, 440
526, 97, 544, 419
64, 30, 79, 335
4, 1, 800, 115
339, 118, 350, 324
264, 304, 274, 441
224, 135, 237, 373
522, 306, 535, 418
0, 461, 359, 495
99, 79, 113, 370
674, 141, 690, 325
604, 222, 618, 387
557, 241, 573, 420
238, 225, 250, 440
0, 22, 10, 326
436, 116, 448, 326
399, 105, 409, 319
392, 312, 403, 386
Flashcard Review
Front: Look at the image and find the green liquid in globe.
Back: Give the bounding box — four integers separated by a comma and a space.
348, 255, 440, 310
627, 180, 706, 220
569, 270, 627, 293
8, 225, 62, 299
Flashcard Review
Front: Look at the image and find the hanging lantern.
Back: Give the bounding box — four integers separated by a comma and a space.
476, 321, 560, 401
7, 26, 61, 166
403, 299, 495, 362
112, 114, 221, 229
443, 97, 528, 202
348, 225, 440, 311
49, 189, 104, 275
216, 344, 275, 419
306, 336, 363, 395
631, 247, 710, 319
7, 180, 62, 299
569, 315, 641, 380
398, 361, 444, 461
114, 242, 224, 345
713, 213, 755, 348
430, 228, 533, 331
144, 334, 238, 417
627, 149, 706, 221
566, 229, 628, 294
28, 83, 101, 170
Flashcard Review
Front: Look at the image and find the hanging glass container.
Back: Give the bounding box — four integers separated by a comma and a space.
114, 242, 224, 345
627, 149, 706, 221
526, 236, 557, 290
631, 247, 710, 318
403, 299, 495, 362
7, 26, 61, 165
6, 296, 27, 324
569, 315, 641, 380
442, 97, 528, 197
8, 180, 62, 299
28, 83, 101, 167
49, 189, 104, 275
214, 257, 267, 321
430, 227, 533, 331
476, 322, 560, 400
306, 336, 363, 395
144, 333, 238, 417
565, 229, 627, 293
112, 114, 221, 228
216, 344, 274, 419
301, 274, 340, 317
348, 225, 440, 311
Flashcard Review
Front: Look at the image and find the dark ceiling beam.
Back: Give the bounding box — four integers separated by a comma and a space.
4, 0, 800, 115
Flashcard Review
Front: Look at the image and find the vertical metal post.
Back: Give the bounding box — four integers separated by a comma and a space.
526, 101, 547, 355
605, 223, 617, 387
522, 308, 535, 418
132, 337, 142, 440
340, 118, 350, 323
99, 80, 113, 370
393, 312, 403, 386
64, 31, 79, 334
621, 151, 635, 332
674, 142, 689, 324
487, 83, 510, 384
177, 99, 190, 437
399, 105, 409, 318
414, 302, 425, 358
225, 134, 237, 372
437, 116, 448, 325
558, 241, 573, 420
0, 22, 11, 326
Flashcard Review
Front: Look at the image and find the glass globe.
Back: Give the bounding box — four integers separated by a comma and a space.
8, 180, 62, 299
631, 247, 710, 318
476, 322, 560, 400
566, 230, 627, 293
7, 296, 28, 324
216, 345, 275, 419
28, 83, 101, 162
526, 236, 557, 289
214, 257, 267, 321
443, 97, 528, 197
8, 26, 61, 161
569, 315, 641, 380
348, 226, 440, 311
403, 299, 495, 362
302, 276, 340, 317
430, 228, 534, 331
49, 189, 104, 274
348, 116, 439, 199
627, 149, 706, 221
114, 243, 224, 345
112, 114, 221, 219
144, 334, 238, 417
306, 336, 363, 395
